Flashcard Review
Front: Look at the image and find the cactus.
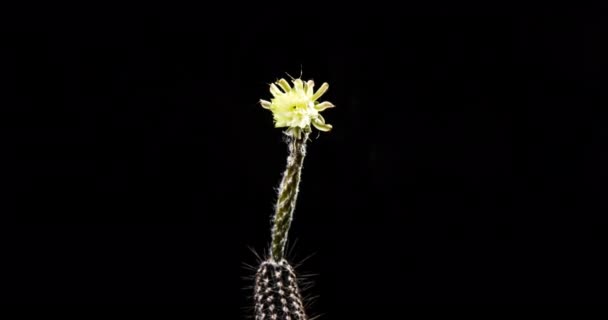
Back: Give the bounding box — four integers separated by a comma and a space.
254, 259, 307, 320
253, 76, 335, 319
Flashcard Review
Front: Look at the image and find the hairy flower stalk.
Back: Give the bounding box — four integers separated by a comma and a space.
271, 131, 309, 261
254, 76, 334, 320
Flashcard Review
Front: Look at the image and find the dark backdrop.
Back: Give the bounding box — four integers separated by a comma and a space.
2, 8, 607, 312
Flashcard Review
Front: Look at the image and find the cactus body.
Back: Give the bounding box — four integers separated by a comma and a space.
254, 259, 307, 320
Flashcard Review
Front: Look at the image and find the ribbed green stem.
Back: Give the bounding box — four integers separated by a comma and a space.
271, 131, 309, 261
254, 259, 308, 320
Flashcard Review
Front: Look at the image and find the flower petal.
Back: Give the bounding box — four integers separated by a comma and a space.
312, 115, 332, 132
311, 82, 329, 101
292, 79, 304, 93
260, 99, 272, 109
314, 101, 335, 111
277, 79, 291, 92
305, 80, 315, 96
270, 83, 283, 97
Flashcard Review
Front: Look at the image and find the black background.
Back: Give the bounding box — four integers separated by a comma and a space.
2, 7, 607, 311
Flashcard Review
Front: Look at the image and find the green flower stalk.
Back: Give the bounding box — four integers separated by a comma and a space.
270, 133, 308, 261
254, 77, 334, 320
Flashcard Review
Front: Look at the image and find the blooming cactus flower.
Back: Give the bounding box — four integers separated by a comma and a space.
260, 78, 335, 138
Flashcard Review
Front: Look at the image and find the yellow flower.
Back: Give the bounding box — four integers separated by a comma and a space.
260, 78, 335, 137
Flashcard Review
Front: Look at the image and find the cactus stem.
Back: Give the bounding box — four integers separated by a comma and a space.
270, 131, 309, 261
